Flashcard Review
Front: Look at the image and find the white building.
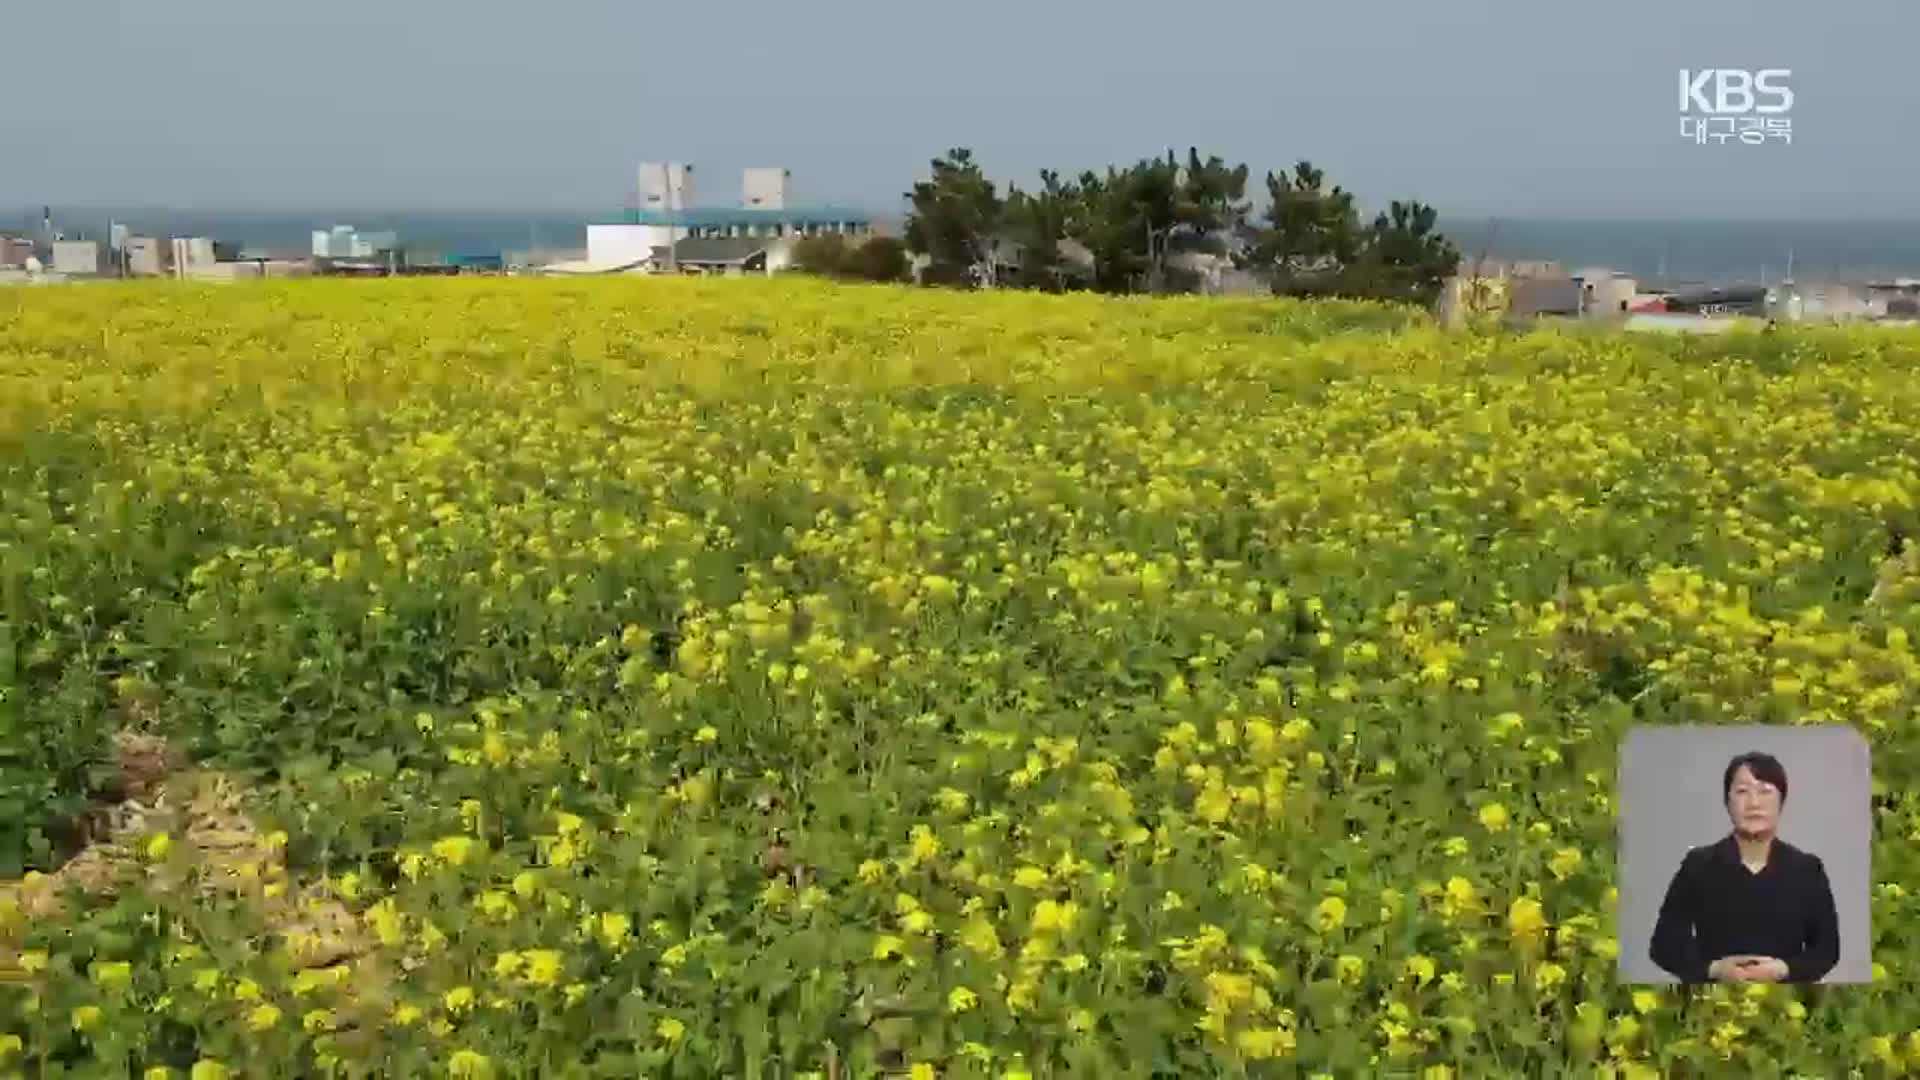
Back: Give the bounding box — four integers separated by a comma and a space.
584, 165, 870, 273
170, 237, 216, 276
1571, 267, 1638, 318
127, 237, 164, 276
52, 240, 101, 276
313, 226, 399, 259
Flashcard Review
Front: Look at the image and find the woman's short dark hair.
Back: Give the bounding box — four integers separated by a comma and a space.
1724, 751, 1789, 803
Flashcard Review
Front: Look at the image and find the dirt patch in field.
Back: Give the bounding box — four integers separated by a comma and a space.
0, 731, 389, 1035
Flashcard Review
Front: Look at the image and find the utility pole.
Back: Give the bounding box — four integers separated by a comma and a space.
665, 163, 679, 274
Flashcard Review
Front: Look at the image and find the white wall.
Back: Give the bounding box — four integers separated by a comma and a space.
587, 224, 676, 269
52, 241, 100, 275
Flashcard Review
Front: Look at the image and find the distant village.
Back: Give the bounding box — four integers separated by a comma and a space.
0, 164, 874, 285
1438, 259, 1920, 333
7, 161, 1920, 334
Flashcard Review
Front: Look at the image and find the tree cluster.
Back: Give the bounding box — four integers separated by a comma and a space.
787, 233, 910, 284
895, 147, 1461, 307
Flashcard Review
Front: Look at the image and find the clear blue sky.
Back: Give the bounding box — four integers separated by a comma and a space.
5, 0, 1915, 219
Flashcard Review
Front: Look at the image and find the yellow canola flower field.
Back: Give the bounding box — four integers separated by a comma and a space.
2, 277, 1919, 1077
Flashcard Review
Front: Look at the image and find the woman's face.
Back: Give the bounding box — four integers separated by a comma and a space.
1726, 765, 1783, 836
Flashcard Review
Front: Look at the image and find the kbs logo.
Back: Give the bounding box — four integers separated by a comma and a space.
1678, 69, 1793, 147
1679, 69, 1793, 114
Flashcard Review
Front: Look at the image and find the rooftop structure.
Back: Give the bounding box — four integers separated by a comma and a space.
639, 162, 695, 211
592, 206, 872, 231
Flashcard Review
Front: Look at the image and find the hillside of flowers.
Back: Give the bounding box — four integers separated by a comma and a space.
2, 278, 1918, 1077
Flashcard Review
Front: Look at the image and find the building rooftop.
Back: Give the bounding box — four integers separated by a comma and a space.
593, 206, 871, 228
651, 237, 770, 265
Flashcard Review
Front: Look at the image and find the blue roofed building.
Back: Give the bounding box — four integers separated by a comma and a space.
582, 164, 872, 273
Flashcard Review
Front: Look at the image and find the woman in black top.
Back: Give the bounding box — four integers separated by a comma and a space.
1649, 751, 1841, 984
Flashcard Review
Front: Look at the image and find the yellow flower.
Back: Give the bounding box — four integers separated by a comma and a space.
1548, 846, 1585, 879
908, 824, 942, 863
948, 986, 979, 1013
598, 911, 633, 948
91, 960, 133, 990
432, 835, 478, 866
393, 1003, 424, 1026
71, 1005, 103, 1031
1508, 897, 1548, 939
247, 1004, 282, 1031
1012, 865, 1048, 889
444, 985, 477, 1014
145, 832, 174, 860
911, 1065, 936, 1080
1236, 1026, 1297, 1059
448, 1049, 493, 1078
191, 1062, 229, 1080
1405, 955, 1436, 986
656, 1016, 686, 1042
20, 951, 48, 974
364, 898, 406, 946
873, 934, 906, 960
1335, 955, 1366, 984
1535, 962, 1568, 992
0, 1035, 22, 1060
1632, 990, 1659, 1014
1478, 802, 1510, 832
144, 1069, 172, 1080
1313, 895, 1348, 932
1030, 899, 1079, 935
523, 949, 564, 987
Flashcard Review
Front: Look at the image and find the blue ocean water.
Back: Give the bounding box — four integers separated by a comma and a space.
1446, 218, 1920, 287
14, 209, 1920, 286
